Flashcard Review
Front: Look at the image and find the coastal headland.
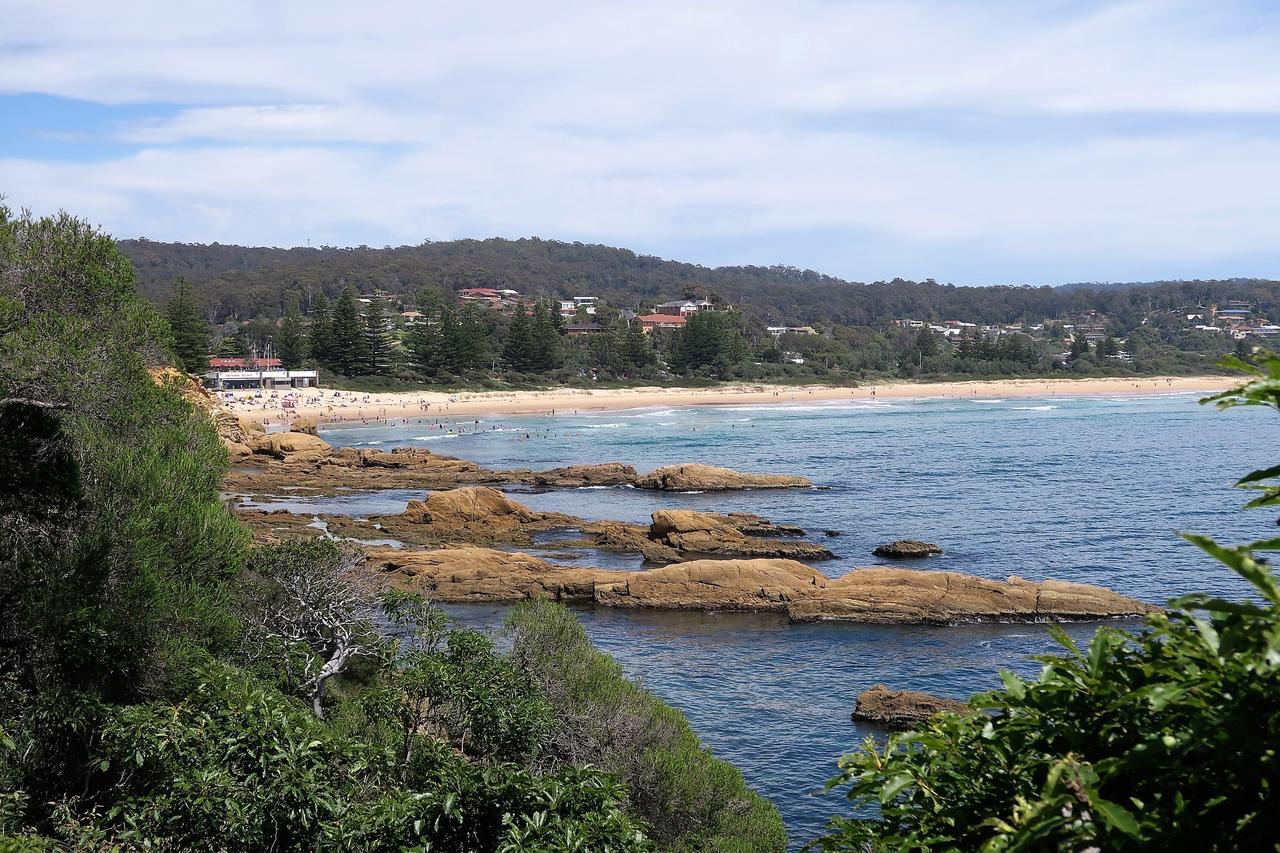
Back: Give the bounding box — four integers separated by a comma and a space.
222, 375, 1233, 428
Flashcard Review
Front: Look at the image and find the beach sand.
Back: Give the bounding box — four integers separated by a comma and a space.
221, 375, 1235, 429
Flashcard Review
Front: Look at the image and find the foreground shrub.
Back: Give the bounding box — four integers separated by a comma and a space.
507, 600, 786, 852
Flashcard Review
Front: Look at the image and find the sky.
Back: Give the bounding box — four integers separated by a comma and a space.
2, 0, 1279, 285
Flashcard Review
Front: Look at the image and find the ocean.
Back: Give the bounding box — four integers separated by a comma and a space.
244, 391, 1276, 846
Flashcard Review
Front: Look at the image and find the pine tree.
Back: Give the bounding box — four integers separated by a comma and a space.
409, 308, 445, 378
623, 319, 653, 369
503, 302, 533, 372
165, 278, 211, 373
362, 299, 394, 375
1070, 335, 1091, 359
330, 287, 364, 375
530, 300, 561, 372
446, 306, 487, 374
277, 295, 308, 369
308, 293, 333, 369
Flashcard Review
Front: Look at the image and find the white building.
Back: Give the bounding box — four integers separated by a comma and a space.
203, 369, 319, 390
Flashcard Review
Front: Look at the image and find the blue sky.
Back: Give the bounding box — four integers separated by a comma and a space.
2, 0, 1279, 285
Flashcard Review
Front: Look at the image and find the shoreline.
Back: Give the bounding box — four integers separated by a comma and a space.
222, 375, 1236, 428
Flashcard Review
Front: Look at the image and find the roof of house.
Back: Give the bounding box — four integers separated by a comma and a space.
637, 313, 688, 325
565, 322, 605, 332
209, 357, 282, 368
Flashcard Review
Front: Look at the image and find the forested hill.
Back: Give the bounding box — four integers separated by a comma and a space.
118, 237, 1280, 326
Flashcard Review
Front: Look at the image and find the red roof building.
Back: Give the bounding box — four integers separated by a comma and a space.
636, 313, 688, 333
208, 357, 282, 369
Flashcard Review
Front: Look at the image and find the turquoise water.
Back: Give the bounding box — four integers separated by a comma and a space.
252, 392, 1276, 846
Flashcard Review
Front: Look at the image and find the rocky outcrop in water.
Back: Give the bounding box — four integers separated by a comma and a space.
580, 520, 684, 563
873, 540, 943, 559
647, 510, 834, 561
594, 559, 828, 610
852, 684, 971, 730
368, 546, 624, 602
252, 432, 333, 462
528, 463, 639, 488
371, 486, 577, 545
633, 463, 813, 491
786, 568, 1157, 623
362, 548, 1154, 624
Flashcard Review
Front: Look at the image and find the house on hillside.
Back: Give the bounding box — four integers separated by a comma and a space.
637, 313, 688, 333
655, 299, 706, 316
565, 321, 606, 336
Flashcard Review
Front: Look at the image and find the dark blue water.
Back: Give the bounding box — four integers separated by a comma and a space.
246, 392, 1277, 846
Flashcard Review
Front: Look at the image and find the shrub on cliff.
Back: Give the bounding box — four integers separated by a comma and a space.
812, 350, 1280, 851
507, 599, 787, 852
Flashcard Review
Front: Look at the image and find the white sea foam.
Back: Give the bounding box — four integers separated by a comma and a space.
411, 434, 460, 442
968, 398, 1006, 404
584, 422, 627, 429
621, 408, 678, 418
1013, 405, 1059, 411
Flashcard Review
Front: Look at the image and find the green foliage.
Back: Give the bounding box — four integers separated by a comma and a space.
362, 299, 395, 375
666, 311, 749, 379
164, 278, 211, 373
41, 664, 647, 852
308, 291, 333, 366
811, 352, 1280, 852
1202, 346, 1280, 510
277, 294, 308, 369
507, 600, 786, 852
329, 286, 365, 375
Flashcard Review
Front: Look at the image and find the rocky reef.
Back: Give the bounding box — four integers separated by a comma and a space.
873, 540, 944, 559
851, 684, 971, 730
633, 463, 813, 491
646, 510, 834, 561
786, 568, 1158, 623
363, 547, 1156, 624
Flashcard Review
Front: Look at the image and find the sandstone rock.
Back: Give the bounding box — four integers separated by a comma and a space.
251, 431, 333, 462
290, 417, 320, 436
873, 540, 943, 559
648, 510, 835, 561
368, 546, 626, 602
633, 463, 813, 491
373, 486, 576, 544
581, 520, 683, 563
852, 684, 970, 730
786, 567, 1157, 624
594, 558, 828, 611
528, 463, 638, 488
721, 512, 806, 537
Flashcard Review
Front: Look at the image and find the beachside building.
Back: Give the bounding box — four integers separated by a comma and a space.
637, 313, 688, 333
202, 356, 319, 390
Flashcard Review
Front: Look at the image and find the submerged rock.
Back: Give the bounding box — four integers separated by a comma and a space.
786, 568, 1158, 624
873, 540, 943, 559
633, 463, 813, 491
852, 684, 970, 730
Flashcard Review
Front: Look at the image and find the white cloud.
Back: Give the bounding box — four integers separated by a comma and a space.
1, 0, 1278, 281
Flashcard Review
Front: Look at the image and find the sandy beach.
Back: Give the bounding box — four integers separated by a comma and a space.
221, 375, 1235, 429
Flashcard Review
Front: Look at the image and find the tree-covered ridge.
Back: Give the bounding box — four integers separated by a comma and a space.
812, 349, 1280, 851
119, 237, 1280, 329
0, 209, 785, 850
